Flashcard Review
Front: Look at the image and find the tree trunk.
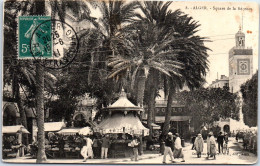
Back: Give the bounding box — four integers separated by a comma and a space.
146, 69, 158, 137
33, 1, 47, 163
35, 63, 47, 163
13, 74, 27, 128
162, 84, 175, 136
13, 69, 28, 144
147, 88, 155, 136
152, 101, 156, 123
136, 73, 146, 107
147, 84, 156, 137
136, 71, 146, 155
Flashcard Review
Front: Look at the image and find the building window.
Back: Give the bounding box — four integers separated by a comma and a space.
225, 83, 229, 87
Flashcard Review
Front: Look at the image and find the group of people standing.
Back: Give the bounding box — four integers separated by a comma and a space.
236, 130, 257, 153
192, 131, 229, 160
81, 134, 141, 162
81, 134, 111, 162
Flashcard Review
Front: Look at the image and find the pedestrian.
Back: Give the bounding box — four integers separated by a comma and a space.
130, 136, 139, 161
162, 132, 174, 164
173, 133, 185, 162
58, 135, 65, 158
217, 132, 224, 154
31, 137, 38, 158
191, 134, 196, 150
171, 134, 176, 152
101, 134, 110, 159
206, 134, 210, 158
81, 135, 93, 162
207, 131, 216, 159
92, 136, 100, 158
224, 132, 229, 143
146, 136, 154, 150
223, 137, 229, 155
194, 133, 204, 158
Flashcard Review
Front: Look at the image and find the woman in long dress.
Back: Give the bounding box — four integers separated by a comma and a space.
207, 132, 216, 159
194, 134, 204, 158
206, 134, 210, 158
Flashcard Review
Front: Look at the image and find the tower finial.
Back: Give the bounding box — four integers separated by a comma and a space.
120, 88, 127, 97
241, 12, 244, 31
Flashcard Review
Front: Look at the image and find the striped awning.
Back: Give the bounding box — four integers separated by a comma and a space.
95, 113, 149, 136
57, 127, 93, 135
35, 122, 66, 132
2, 125, 30, 134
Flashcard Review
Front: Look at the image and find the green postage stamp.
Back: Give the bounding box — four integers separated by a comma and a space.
18, 16, 52, 59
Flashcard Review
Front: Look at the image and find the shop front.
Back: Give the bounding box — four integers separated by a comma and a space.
2, 125, 30, 158
35, 126, 93, 159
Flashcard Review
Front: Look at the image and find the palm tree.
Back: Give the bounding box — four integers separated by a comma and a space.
76, 0, 139, 106
4, 0, 92, 163
162, 14, 210, 136
108, 20, 183, 135
108, 1, 184, 134
4, 2, 28, 131
4, 1, 56, 146
35, 0, 92, 162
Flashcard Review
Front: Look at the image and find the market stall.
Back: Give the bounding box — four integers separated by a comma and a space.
95, 89, 149, 158
31, 121, 66, 158
45, 126, 93, 159
2, 125, 30, 158
34, 122, 66, 133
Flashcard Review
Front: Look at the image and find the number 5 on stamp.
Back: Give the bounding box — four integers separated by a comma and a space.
18, 16, 52, 59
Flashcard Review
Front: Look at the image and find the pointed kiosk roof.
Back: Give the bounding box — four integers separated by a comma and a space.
106, 89, 143, 112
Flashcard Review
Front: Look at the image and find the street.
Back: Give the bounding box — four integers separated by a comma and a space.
3, 137, 257, 164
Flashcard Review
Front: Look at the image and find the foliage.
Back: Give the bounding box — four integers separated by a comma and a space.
240, 71, 258, 127
176, 88, 239, 129
3, 0, 92, 163
4, 0, 215, 141
73, 1, 140, 109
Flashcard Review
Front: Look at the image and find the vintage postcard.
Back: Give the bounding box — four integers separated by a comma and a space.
2, 0, 259, 164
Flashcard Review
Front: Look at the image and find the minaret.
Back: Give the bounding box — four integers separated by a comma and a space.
235, 26, 245, 48
228, 27, 253, 128
229, 28, 253, 93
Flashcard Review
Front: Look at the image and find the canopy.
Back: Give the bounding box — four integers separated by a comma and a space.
152, 123, 161, 130
57, 127, 93, 135
143, 121, 161, 130
107, 89, 143, 112
95, 113, 149, 136
57, 128, 81, 135
35, 122, 66, 132
154, 116, 192, 123
2, 125, 30, 134
79, 127, 93, 135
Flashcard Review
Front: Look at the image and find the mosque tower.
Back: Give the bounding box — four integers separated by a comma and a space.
229, 27, 253, 127
229, 27, 253, 93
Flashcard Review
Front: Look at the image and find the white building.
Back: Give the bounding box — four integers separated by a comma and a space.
208, 75, 229, 89
211, 28, 254, 133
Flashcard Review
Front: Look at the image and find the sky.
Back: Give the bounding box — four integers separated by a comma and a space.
88, 1, 259, 86
168, 1, 259, 86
